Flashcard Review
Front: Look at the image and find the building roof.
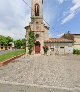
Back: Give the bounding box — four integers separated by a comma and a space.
25, 25, 30, 29
44, 25, 49, 29
45, 38, 74, 43
72, 34, 80, 35
61, 33, 74, 40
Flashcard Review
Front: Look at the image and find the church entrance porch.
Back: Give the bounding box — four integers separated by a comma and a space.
35, 41, 41, 54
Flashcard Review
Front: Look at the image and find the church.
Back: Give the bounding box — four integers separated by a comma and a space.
25, 0, 74, 55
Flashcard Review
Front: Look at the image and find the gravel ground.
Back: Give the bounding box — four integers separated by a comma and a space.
0, 54, 80, 89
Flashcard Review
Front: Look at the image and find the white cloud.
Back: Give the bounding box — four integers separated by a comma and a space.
0, 22, 7, 29
0, 21, 26, 39
0, 0, 31, 39
61, 0, 80, 24
57, 33, 64, 37
58, 0, 65, 4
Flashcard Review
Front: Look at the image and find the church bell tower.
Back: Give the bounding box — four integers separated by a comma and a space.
31, 0, 43, 23
25, 0, 49, 54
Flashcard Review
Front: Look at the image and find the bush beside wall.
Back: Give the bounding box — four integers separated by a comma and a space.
73, 49, 80, 55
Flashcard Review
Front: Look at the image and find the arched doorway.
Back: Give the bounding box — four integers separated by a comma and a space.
35, 41, 41, 54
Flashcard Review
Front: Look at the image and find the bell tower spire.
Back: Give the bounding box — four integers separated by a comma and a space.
31, 0, 43, 22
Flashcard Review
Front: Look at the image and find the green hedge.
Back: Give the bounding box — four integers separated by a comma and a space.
73, 49, 80, 55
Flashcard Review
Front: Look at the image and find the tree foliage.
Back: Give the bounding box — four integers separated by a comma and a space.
14, 39, 26, 49
14, 40, 22, 49
22, 39, 26, 49
43, 45, 49, 54
28, 31, 36, 55
0, 35, 26, 50
0, 35, 13, 47
73, 49, 80, 55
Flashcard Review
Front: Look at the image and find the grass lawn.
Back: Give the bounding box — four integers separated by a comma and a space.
0, 49, 25, 63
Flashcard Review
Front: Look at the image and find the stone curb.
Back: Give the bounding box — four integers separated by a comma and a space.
0, 53, 25, 67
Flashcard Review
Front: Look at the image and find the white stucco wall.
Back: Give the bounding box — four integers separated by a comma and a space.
45, 42, 73, 55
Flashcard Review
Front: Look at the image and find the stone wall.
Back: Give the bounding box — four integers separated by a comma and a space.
74, 35, 80, 49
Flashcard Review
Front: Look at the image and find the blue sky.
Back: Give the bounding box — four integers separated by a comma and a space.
0, 0, 80, 39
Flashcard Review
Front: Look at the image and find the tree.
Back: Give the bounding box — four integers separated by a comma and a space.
22, 38, 26, 49
28, 31, 36, 55
6, 36, 13, 44
14, 39, 26, 49
14, 40, 22, 49
0, 35, 13, 49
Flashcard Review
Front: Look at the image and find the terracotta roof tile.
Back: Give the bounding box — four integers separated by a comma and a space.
45, 38, 74, 43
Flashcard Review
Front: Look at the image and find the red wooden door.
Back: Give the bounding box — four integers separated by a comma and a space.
35, 46, 40, 54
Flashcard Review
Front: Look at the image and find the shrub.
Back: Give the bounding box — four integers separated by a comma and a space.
43, 45, 49, 54
73, 49, 80, 55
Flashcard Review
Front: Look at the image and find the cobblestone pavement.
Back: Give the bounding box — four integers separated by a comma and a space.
0, 54, 80, 89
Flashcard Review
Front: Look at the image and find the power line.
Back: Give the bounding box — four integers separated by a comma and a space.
22, 0, 34, 12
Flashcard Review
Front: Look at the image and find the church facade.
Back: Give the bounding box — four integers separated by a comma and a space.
25, 0, 74, 55
25, 0, 49, 54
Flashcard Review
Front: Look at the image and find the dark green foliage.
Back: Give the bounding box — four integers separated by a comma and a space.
14, 40, 22, 49
28, 31, 36, 55
0, 35, 26, 50
43, 45, 49, 54
14, 39, 26, 49
73, 49, 80, 55
0, 35, 13, 49
22, 39, 26, 49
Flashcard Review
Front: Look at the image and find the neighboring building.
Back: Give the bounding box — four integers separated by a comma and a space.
73, 34, 80, 49
45, 38, 74, 55
62, 33, 80, 50
61, 33, 74, 41
0, 44, 5, 51
25, 0, 74, 55
0, 43, 13, 51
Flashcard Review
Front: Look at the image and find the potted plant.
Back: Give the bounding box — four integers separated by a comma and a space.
43, 45, 49, 55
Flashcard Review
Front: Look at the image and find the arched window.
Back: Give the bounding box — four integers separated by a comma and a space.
35, 4, 39, 16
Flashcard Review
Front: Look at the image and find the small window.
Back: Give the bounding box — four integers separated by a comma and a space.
36, 34, 39, 38
36, 22, 39, 24
9, 47, 10, 49
50, 48, 54, 51
60, 47, 64, 48
1, 44, 3, 46
1, 47, 3, 49
8, 44, 11, 46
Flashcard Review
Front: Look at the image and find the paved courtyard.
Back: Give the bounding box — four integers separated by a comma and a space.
0, 54, 80, 91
